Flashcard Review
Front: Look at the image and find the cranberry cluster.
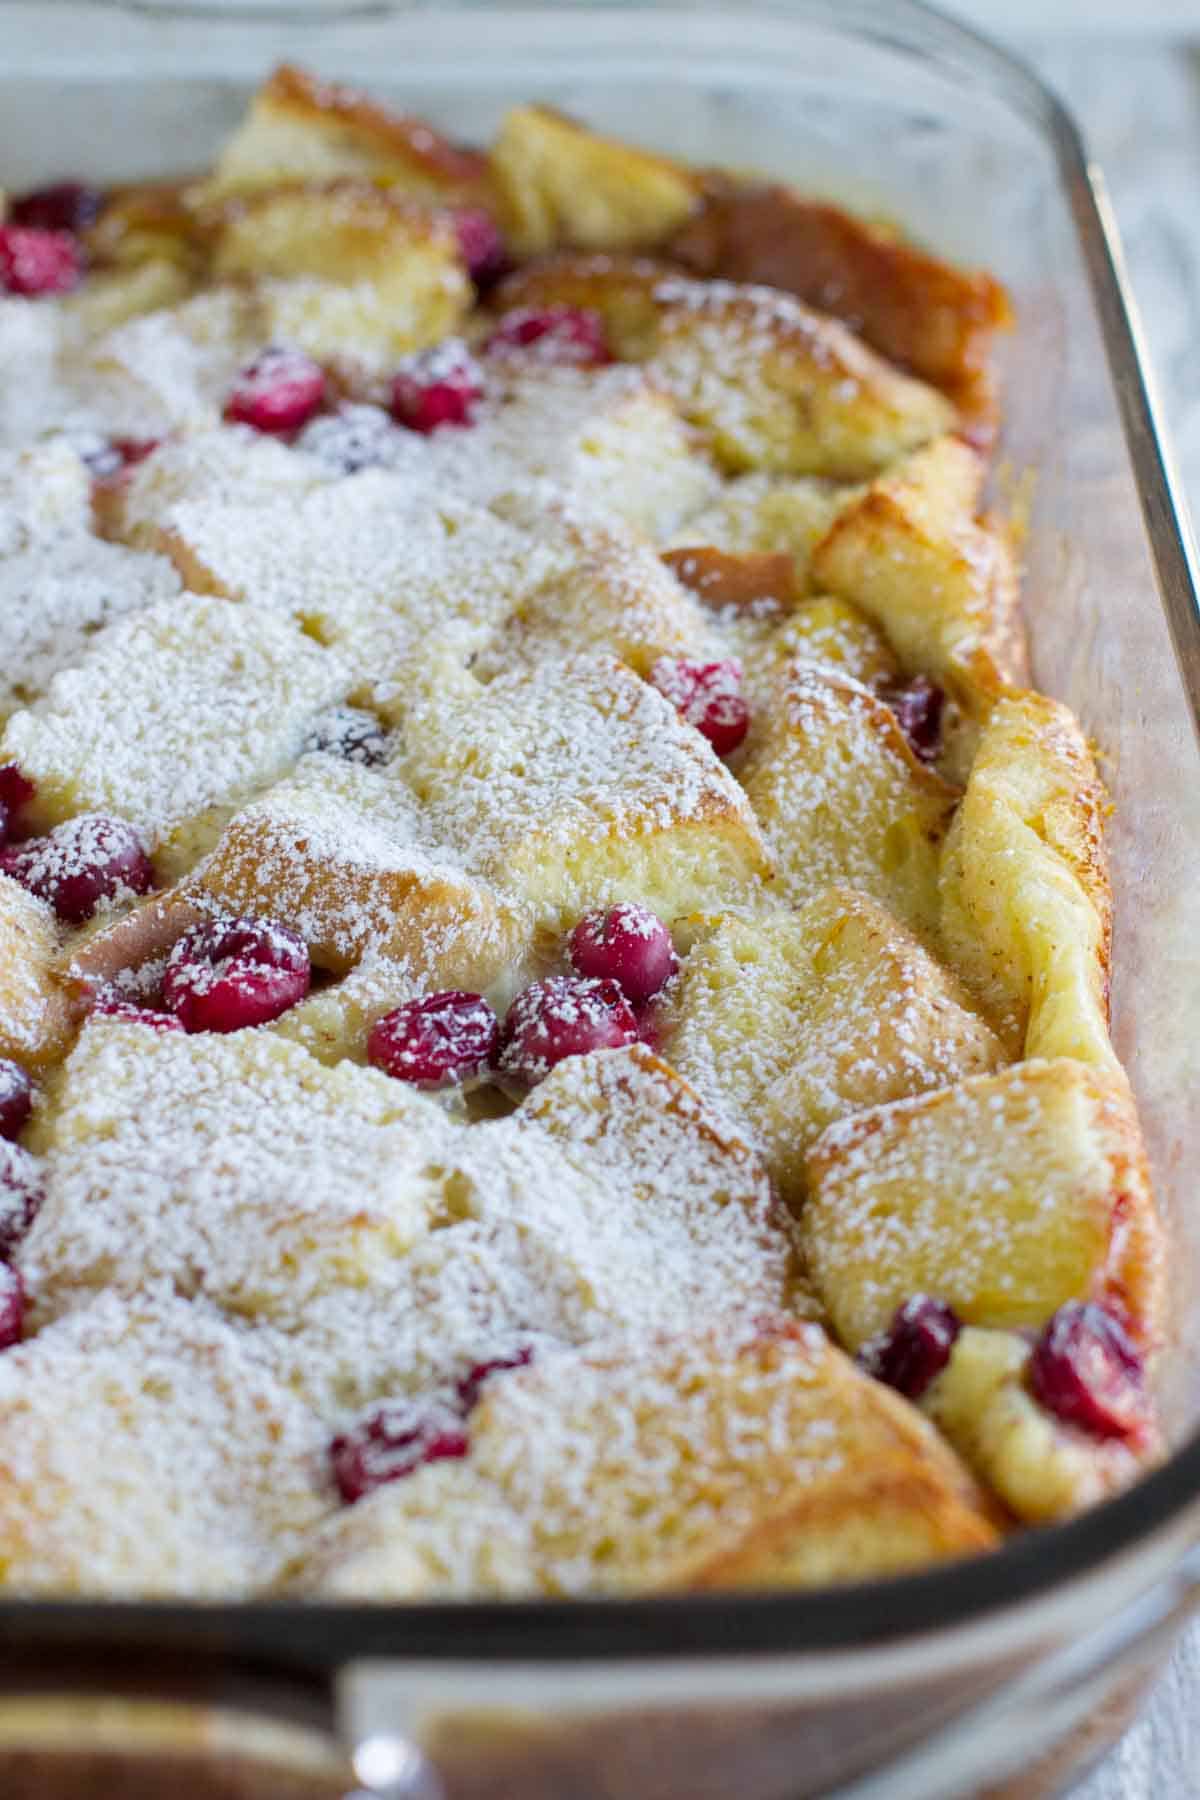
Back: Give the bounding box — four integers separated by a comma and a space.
224, 296, 612, 456
366, 902, 677, 1095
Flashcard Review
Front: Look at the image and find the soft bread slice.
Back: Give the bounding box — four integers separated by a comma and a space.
0, 593, 348, 880
939, 689, 1114, 1066
161, 474, 558, 695
921, 1326, 1159, 1525
207, 181, 470, 357
427, 363, 721, 543
22, 1019, 458, 1327
661, 891, 1005, 1201
187, 752, 527, 983
394, 652, 770, 932
490, 106, 700, 256
100, 425, 326, 554
738, 662, 958, 943
0, 877, 75, 1068
0, 498, 181, 719
809, 435, 1022, 753
200, 64, 490, 206
665, 470, 864, 592
669, 186, 1012, 406
282, 1317, 998, 1599
492, 257, 956, 478
0, 1288, 329, 1597
802, 1057, 1165, 1353
25, 1037, 792, 1428
480, 492, 715, 678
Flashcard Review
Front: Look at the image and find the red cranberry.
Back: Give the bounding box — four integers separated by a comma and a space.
330, 1403, 469, 1505
11, 182, 103, 236
1029, 1302, 1146, 1441
0, 226, 81, 297
368, 991, 498, 1090
0, 815, 155, 923
496, 976, 639, 1085
649, 657, 750, 757
91, 997, 185, 1032
296, 404, 404, 474
484, 306, 612, 368
0, 1142, 44, 1261
457, 1347, 532, 1412
391, 340, 483, 433
224, 347, 326, 435
568, 902, 678, 1005
879, 675, 945, 765
859, 1296, 961, 1400
0, 1264, 23, 1351
163, 914, 311, 1034
302, 705, 390, 768
0, 1062, 33, 1142
0, 765, 37, 845
453, 208, 512, 292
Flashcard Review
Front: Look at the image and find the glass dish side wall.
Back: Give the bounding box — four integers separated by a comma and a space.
2, 6, 1200, 1797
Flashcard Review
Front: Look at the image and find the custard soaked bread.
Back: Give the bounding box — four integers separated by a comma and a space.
0, 67, 1165, 1599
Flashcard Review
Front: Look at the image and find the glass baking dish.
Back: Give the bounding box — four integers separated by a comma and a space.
3, 1, 1200, 1794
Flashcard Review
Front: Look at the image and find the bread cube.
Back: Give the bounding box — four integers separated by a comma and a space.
662, 890, 1004, 1200
493, 258, 957, 478
665, 469, 864, 590
201, 63, 490, 206
162, 474, 552, 693
101, 424, 326, 553
0, 534, 181, 718
810, 436, 1022, 740
669, 187, 1012, 402
480, 491, 715, 678
802, 1057, 1165, 1353
922, 1326, 1158, 1525
68, 286, 260, 436
396, 653, 770, 931
431, 363, 721, 541
23, 1018, 456, 1327
939, 690, 1114, 1066
0, 876, 75, 1067
739, 663, 958, 943
208, 182, 470, 356
0, 1288, 329, 1596
189, 751, 527, 981
0, 593, 348, 878
490, 106, 700, 256
283, 1317, 997, 1598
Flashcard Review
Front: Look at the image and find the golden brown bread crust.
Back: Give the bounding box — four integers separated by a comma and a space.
802, 1057, 1166, 1355
262, 63, 490, 193
939, 689, 1114, 1064
493, 254, 957, 478
668, 184, 1013, 430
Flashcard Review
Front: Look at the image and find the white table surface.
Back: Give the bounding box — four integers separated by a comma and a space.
989, 30, 1200, 1800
